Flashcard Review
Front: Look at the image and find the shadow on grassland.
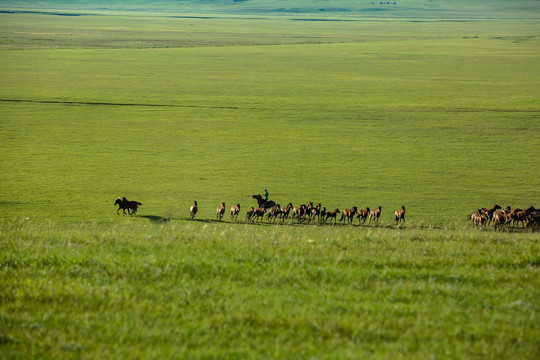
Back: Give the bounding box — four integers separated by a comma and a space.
139, 215, 171, 223
0, 10, 95, 16
182, 217, 402, 228
139, 215, 534, 233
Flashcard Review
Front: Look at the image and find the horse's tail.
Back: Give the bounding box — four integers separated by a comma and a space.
137, 202, 142, 205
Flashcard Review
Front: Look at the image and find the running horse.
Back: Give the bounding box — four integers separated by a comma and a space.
252, 194, 276, 210
115, 197, 142, 215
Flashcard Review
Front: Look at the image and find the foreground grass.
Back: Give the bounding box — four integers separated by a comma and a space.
1, 219, 539, 359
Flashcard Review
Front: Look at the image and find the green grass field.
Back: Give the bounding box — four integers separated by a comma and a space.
1, 1, 539, 358
2, 221, 539, 359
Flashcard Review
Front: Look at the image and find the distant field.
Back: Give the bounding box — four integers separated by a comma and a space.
1, 12, 538, 225
1, 5, 539, 359
1, 0, 540, 19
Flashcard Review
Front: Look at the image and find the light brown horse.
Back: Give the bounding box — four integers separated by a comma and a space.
357, 207, 370, 226
340, 206, 358, 225
291, 204, 307, 222
216, 202, 226, 221
246, 207, 255, 222
266, 204, 281, 223
230, 203, 241, 222
394, 205, 406, 226
470, 209, 488, 229
369, 206, 382, 226
280, 203, 293, 222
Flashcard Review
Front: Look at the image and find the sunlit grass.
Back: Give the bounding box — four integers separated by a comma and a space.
0, 5, 539, 359
1, 219, 539, 359
1, 35, 538, 225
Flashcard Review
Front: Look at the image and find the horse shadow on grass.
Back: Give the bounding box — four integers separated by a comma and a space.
140, 215, 444, 231
183, 218, 286, 227
139, 215, 172, 223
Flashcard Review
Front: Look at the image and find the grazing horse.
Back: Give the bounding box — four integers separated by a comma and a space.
115, 197, 142, 215
252, 194, 276, 210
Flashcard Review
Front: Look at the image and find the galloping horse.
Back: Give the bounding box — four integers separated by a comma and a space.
252, 194, 276, 210
115, 197, 142, 215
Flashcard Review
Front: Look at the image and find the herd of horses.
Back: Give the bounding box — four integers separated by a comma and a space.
470, 204, 539, 232
115, 196, 539, 232
189, 195, 405, 227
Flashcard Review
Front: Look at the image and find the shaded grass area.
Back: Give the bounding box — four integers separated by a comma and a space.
1, 220, 539, 359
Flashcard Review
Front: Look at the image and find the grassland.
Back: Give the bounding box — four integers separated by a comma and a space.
2, 220, 539, 359
2, 0, 540, 19
1, 2, 540, 359
1, 14, 538, 224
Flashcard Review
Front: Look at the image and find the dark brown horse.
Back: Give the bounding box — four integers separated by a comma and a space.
252, 194, 276, 209
325, 208, 340, 224
115, 197, 142, 215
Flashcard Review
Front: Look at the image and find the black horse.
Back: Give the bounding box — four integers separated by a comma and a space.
115, 197, 142, 215
252, 194, 276, 210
